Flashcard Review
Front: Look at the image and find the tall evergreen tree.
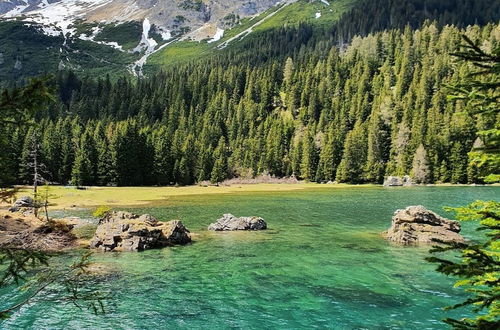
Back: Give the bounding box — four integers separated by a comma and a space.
211, 137, 229, 184
336, 123, 368, 183
71, 129, 97, 186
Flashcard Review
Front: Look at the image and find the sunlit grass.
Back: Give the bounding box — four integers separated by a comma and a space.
12, 183, 374, 209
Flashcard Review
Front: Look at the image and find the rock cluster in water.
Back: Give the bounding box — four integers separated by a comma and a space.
208, 214, 267, 231
90, 211, 191, 252
385, 205, 464, 245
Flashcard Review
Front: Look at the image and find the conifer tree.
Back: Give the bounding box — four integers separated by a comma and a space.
364, 110, 389, 183
411, 144, 430, 184
300, 130, 318, 181
71, 129, 97, 186
316, 125, 336, 182
283, 57, 294, 86
94, 123, 113, 186
336, 123, 368, 183
428, 35, 500, 329
153, 127, 173, 185
211, 137, 228, 184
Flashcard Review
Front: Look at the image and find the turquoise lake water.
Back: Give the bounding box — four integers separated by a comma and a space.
1, 186, 499, 329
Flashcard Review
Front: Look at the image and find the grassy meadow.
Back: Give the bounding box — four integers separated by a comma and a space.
8, 183, 375, 209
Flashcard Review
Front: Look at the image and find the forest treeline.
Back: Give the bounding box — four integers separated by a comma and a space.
333, 0, 500, 41
2, 22, 499, 186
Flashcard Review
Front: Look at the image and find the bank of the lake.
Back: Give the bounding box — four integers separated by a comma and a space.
10, 183, 495, 210
10, 183, 375, 209
1, 185, 498, 329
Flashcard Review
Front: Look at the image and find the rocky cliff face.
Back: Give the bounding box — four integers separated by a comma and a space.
88, 0, 280, 28
1, 0, 283, 39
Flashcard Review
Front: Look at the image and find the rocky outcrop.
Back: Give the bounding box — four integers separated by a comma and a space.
383, 176, 413, 187
9, 196, 35, 213
385, 206, 465, 245
90, 211, 191, 252
208, 214, 267, 231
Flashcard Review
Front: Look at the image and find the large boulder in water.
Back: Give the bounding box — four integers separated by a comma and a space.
385, 206, 464, 245
9, 196, 35, 213
90, 211, 191, 252
208, 214, 267, 231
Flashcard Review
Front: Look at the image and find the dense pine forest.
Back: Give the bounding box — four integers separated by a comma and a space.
2, 21, 498, 186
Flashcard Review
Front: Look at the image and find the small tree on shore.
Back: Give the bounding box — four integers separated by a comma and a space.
37, 183, 57, 223
21, 129, 49, 218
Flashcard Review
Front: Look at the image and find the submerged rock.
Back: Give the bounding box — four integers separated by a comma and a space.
90, 211, 191, 252
208, 214, 267, 231
385, 206, 464, 245
9, 196, 35, 213
383, 176, 413, 187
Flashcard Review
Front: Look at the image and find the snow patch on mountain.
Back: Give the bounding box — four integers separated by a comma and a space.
78, 25, 100, 41
3, 0, 113, 38
156, 27, 172, 41
3, 1, 29, 17
39, 24, 60, 36
79, 25, 123, 50
134, 18, 157, 53
130, 18, 164, 76
208, 28, 224, 43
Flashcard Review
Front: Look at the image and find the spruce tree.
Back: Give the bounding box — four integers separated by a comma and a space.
211, 137, 228, 184
336, 123, 368, 183
411, 144, 430, 184
71, 129, 97, 186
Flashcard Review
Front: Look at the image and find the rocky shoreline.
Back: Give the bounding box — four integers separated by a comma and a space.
2, 195, 469, 254
1, 196, 271, 253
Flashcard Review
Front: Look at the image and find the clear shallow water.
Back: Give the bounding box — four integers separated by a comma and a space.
2, 186, 499, 329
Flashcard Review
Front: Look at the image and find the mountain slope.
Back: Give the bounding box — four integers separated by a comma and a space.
0, 0, 499, 82
0, 0, 314, 80
0, 0, 358, 80
0, 0, 281, 33
145, 0, 355, 70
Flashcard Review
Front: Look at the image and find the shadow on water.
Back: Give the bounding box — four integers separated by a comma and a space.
311, 285, 411, 308
340, 243, 383, 253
